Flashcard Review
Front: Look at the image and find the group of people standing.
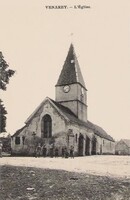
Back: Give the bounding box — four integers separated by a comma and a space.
35, 144, 74, 158
61, 146, 74, 158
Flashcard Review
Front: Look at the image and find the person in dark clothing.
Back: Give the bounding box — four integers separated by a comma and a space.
42, 145, 47, 157
50, 144, 54, 158
61, 147, 65, 158
0, 141, 3, 158
55, 147, 59, 157
35, 143, 41, 157
70, 146, 74, 158
64, 147, 69, 158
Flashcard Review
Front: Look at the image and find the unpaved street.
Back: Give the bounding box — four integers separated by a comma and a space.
0, 155, 130, 178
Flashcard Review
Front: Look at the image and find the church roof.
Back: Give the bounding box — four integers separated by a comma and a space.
12, 125, 27, 137
56, 44, 87, 89
51, 99, 114, 142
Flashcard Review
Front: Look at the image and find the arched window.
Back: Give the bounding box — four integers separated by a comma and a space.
41, 114, 52, 138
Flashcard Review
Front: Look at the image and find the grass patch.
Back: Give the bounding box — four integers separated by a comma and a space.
0, 165, 130, 200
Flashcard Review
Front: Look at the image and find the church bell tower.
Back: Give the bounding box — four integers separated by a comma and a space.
55, 44, 88, 122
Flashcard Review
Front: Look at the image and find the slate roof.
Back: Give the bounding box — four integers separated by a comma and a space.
51, 99, 114, 142
12, 125, 27, 137
56, 44, 86, 89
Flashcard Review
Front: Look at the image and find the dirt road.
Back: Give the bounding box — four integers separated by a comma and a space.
0, 155, 130, 178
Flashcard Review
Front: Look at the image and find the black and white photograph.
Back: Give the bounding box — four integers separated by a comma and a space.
0, 0, 130, 199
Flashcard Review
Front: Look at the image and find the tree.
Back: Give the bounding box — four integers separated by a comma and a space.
0, 52, 15, 90
0, 99, 7, 132
0, 51, 15, 133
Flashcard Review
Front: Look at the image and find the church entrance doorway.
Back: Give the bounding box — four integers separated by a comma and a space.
78, 134, 84, 156
91, 136, 97, 155
85, 136, 90, 155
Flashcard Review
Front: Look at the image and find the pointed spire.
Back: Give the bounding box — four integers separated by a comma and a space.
56, 44, 86, 89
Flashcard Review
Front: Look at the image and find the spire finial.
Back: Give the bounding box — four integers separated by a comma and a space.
69, 33, 74, 44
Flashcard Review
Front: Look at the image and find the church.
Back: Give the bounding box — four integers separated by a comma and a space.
11, 44, 115, 156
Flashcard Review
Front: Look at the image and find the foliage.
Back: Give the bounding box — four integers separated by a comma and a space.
25, 135, 45, 147
0, 99, 7, 132
0, 51, 15, 133
24, 135, 45, 155
0, 51, 15, 91
0, 134, 11, 152
49, 136, 55, 144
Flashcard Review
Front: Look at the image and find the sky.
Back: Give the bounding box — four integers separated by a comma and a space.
0, 0, 130, 140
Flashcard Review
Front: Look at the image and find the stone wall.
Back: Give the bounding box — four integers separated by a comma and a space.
55, 84, 78, 102
95, 136, 115, 155
66, 123, 94, 156
11, 100, 67, 155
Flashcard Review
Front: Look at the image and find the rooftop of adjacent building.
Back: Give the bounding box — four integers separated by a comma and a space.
116, 139, 130, 148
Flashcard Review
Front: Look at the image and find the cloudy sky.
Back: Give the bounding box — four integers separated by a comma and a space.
0, 0, 130, 140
